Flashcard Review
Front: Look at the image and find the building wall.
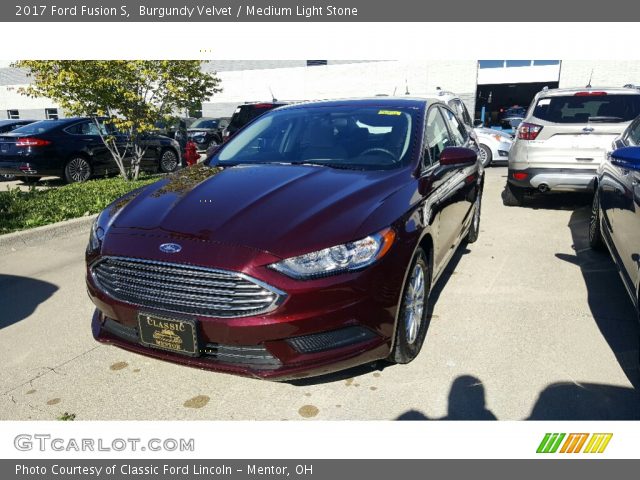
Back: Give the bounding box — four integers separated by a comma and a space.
0, 84, 61, 119
202, 60, 479, 118
559, 60, 640, 89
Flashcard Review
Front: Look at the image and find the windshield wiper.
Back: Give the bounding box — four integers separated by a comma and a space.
588, 116, 624, 123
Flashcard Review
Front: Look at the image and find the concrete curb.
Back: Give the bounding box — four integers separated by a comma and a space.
0, 214, 97, 255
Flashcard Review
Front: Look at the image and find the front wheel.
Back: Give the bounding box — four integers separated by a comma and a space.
465, 190, 482, 243
389, 248, 431, 364
589, 188, 604, 250
478, 144, 492, 167
159, 149, 180, 173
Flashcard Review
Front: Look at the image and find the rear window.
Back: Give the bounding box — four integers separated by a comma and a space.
532, 94, 640, 123
11, 120, 61, 135
190, 118, 219, 129
229, 104, 280, 129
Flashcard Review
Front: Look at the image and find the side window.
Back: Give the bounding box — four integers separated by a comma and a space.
628, 122, 640, 146
424, 107, 454, 165
65, 123, 84, 135
441, 107, 468, 146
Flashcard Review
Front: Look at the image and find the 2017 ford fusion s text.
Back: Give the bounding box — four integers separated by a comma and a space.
86, 98, 484, 380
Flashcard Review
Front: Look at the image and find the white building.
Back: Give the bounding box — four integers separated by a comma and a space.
2, 60, 640, 122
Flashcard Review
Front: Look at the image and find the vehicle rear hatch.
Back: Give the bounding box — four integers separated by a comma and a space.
523, 91, 640, 169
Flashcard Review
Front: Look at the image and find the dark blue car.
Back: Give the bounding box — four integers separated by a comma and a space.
0, 117, 182, 183
590, 144, 640, 319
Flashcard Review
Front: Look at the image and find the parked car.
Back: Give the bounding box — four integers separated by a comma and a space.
86, 97, 484, 380
505, 86, 640, 206
474, 127, 513, 167
499, 105, 526, 121
222, 102, 288, 142
0, 117, 182, 183
187, 117, 230, 152
0, 120, 37, 180
589, 145, 640, 320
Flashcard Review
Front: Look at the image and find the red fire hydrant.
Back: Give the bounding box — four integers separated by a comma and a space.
184, 140, 199, 167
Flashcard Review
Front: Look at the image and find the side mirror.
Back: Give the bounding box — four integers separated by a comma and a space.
440, 147, 477, 167
473, 120, 484, 128
611, 146, 640, 170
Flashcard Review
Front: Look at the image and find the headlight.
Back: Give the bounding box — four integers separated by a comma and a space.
270, 228, 396, 280
87, 217, 105, 253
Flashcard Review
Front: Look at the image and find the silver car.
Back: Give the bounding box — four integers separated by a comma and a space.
505, 86, 640, 206
474, 127, 513, 167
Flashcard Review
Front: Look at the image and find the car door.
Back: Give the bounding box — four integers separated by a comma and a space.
64, 120, 114, 175
439, 105, 478, 244
421, 105, 460, 271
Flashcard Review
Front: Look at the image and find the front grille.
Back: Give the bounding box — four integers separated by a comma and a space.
92, 257, 285, 318
287, 326, 378, 354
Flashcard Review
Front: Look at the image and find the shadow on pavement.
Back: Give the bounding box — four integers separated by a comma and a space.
555, 207, 640, 388
501, 187, 592, 211
396, 376, 640, 420
0, 274, 58, 329
528, 381, 640, 420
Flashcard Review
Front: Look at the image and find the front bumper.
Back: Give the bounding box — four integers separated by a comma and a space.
86, 236, 411, 380
507, 167, 597, 192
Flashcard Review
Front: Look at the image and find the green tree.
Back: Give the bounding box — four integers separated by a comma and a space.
12, 60, 222, 180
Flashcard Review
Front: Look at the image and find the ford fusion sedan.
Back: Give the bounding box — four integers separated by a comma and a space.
505, 86, 640, 206
0, 117, 182, 183
590, 146, 640, 321
86, 98, 483, 379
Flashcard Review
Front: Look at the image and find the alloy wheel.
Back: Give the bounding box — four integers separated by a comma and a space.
403, 263, 426, 345
66, 157, 91, 182
161, 150, 179, 172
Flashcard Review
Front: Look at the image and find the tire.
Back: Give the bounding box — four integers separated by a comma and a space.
389, 248, 431, 364
465, 189, 482, 243
208, 139, 219, 151
0, 174, 16, 182
159, 149, 180, 173
478, 144, 492, 167
589, 188, 605, 251
503, 182, 525, 207
64, 156, 92, 183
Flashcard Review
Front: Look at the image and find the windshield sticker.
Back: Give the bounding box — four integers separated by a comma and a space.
378, 110, 402, 116
537, 98, 551, 106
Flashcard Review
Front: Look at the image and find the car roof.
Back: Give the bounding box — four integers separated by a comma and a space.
0, 119, 35, 125
538, 87, 640, 97
276, 97, 435, 111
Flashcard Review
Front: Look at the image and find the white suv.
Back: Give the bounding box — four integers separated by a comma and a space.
504, 86, 640, 206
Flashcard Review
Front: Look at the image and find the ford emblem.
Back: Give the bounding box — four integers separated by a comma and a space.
159, 243, 182, 254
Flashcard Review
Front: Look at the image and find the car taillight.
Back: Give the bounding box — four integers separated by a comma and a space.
574, 91, 607, 96
517, 122, 543, 140
16, 137, 51, 147
513, 172, 529, 181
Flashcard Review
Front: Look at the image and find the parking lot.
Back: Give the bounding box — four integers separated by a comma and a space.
1, 167, 639, 421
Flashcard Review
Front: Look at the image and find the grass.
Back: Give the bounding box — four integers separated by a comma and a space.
0, 175, 161, 235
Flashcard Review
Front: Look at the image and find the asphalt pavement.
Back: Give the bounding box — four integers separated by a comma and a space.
1, 167, 639, 420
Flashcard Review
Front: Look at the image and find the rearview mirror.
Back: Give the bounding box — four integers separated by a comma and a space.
611, 146, 640, 170
440, 147, 477, 167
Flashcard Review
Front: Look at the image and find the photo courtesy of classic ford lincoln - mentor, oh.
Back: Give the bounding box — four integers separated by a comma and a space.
85, 97, 483, 380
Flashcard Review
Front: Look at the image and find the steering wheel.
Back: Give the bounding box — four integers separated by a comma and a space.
358, 147, 397, 163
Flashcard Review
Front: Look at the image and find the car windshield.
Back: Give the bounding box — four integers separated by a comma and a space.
532, 94, 640, 123
212, 106, 417, 170
10, 120, 60, 135
190, 118, 219, 129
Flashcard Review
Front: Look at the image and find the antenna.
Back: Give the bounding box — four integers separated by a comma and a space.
586, 69, 594, 88
405, 79, 410, 96
392, 86, 397, 96
268, 86, 277, 102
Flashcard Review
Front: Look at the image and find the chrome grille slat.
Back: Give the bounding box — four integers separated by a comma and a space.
95, 274, 274, 306
92, 257, 285, 318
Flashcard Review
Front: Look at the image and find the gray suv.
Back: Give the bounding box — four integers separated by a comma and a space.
504, 86, 640, 206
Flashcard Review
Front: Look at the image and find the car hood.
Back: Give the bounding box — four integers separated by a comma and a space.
110, 164, 409, 258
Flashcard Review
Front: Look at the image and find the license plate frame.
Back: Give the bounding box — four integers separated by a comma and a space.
138, 313, 199, 357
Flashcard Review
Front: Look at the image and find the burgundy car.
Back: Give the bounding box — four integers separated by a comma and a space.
86, 98, 483, 380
